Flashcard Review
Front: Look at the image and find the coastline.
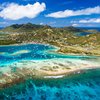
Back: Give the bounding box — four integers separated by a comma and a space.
0, 42, 100, 56
0, 43, 100, 91
0, 58, 100, 89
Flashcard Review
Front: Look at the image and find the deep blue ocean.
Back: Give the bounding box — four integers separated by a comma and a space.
0, 44, 100, 100
78, 27, 100, 31
75, 27, 100, 36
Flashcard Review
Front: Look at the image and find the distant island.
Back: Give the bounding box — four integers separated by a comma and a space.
0, 23, 100, 56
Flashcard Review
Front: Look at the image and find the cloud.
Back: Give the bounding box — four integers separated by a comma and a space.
46, 6, 100, 18
72, 24, 79, 27
79, 18, 100, 23
0, 2, 46, 20
40, 22, 44, 25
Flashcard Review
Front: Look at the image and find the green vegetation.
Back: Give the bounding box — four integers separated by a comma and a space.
0, 23, 100, 55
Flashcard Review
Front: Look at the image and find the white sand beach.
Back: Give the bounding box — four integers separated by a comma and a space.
0, 58, 100, 88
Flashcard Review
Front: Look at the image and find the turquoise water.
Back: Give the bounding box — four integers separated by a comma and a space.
0, 69, 100, 100
0, 44, 96, 66
0, 44, 100, 100
0, 44, 55, 66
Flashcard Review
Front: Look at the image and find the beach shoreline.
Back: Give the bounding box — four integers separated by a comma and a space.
0, 42, 100, 56
0, 43, 100, 90
0, 58, 100, 90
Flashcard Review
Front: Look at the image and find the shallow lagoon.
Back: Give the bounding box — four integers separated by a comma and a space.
0, 44, 56, 66
0, 43, 98, 66
0, 44, 100, 100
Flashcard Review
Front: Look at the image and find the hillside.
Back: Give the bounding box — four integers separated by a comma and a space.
0, 23, 100, 56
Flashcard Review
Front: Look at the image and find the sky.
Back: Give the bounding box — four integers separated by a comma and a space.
0, 0, 100, 27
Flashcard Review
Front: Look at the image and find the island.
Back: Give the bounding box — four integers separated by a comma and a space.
0, 23, 100, 91
0, 23, 100, 56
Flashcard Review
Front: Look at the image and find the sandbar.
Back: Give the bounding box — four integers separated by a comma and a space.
0, 58, 100, 89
